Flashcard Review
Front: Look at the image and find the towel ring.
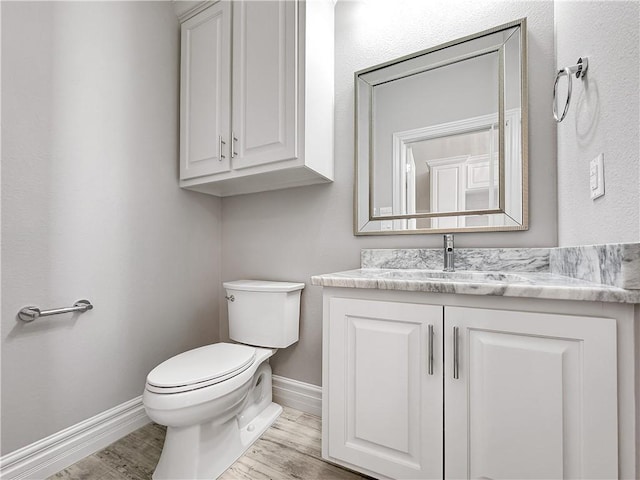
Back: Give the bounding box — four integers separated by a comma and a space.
553, 57, 589, 123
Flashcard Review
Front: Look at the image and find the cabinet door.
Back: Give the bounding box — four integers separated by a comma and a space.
430, 163, 465, 229
180, 3, 231, 180
444, 307, 618, 479
327, 298, 443, 479
231, 0, 297, 170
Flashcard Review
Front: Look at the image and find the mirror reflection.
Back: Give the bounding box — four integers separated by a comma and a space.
355, 19, 527, 235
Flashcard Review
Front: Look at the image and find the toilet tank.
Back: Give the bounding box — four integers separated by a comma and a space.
223, 280, 305, 348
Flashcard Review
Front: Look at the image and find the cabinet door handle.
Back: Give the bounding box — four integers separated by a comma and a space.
453, 326, 459, 379
232, 132, 238, 158
427, 324, 434, 375
219, 135, 226, 160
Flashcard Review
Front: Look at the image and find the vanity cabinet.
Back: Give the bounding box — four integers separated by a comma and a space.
179, 0, 334, 197
326, 298, 443, 479
444, 306, 617, 480
323, 293, 619, 479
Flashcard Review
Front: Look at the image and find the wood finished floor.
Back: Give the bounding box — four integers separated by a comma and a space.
48, 407, 371, 480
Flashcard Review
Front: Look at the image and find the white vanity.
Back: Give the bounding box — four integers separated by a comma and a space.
312, 246, 640, 480
315, 9, 640, 480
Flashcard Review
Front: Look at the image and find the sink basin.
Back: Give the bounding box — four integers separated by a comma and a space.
379, 270, 527, 283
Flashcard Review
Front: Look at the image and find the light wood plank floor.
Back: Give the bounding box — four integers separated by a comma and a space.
49, 407, 371, 480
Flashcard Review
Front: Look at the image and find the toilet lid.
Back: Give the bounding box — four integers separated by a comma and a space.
146, 343, 256, 394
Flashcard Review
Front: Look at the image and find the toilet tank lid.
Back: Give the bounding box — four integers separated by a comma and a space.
223, 280, 305, 293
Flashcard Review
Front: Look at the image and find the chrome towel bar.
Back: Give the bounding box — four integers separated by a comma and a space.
18, 299, 93, 322
553, 57, 589, 123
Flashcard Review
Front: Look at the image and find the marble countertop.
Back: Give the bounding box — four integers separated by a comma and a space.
311, 268, 640, 303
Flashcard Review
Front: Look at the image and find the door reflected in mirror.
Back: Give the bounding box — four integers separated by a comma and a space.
405, 128, 498, 229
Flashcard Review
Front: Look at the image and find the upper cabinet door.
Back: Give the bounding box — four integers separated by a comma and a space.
326, 298, 443, 479
444, 307, 618, 480
231, 0, 298, 170
180, 3, 231, 180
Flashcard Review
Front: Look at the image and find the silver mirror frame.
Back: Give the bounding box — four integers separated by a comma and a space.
354, 18, 528, 235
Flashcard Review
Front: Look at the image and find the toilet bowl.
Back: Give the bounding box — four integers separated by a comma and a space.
143, 280, 304, 480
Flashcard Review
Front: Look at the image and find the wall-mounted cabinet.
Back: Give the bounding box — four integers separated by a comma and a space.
179, 0, 334, 197
323, 290, 627, 479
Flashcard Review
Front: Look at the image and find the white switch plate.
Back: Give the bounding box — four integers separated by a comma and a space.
590, 153, 605, 200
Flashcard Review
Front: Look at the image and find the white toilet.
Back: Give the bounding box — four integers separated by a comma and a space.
143, 280, 305, 480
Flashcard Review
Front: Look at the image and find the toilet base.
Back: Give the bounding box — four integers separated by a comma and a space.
237, 402, 282, 464
152, 402, 282, 480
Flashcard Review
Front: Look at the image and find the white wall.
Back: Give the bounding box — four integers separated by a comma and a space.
221, 0, 557, 386
555, 1, 640, 245
1, 1, 221, 454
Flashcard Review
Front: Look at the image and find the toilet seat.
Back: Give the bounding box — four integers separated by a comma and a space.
146, 343, 256, 394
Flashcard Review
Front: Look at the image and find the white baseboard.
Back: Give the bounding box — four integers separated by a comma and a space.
0, 396, 150, 480
1, 377, 319, 479
272, 375, 322, 417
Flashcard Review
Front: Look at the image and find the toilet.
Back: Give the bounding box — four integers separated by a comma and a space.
143, 280, 305, 480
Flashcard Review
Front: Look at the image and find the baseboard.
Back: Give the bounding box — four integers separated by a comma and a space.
0, 396, 150, 480
1, 378, 319, 479
272, 375, 322, 417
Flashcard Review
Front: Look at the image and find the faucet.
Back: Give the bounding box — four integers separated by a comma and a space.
443, 234, 454, 272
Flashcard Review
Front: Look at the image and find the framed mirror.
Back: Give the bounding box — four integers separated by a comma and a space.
354, 19, 528, 235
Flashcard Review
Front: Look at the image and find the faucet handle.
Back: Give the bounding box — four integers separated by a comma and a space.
444, 234, 454, 251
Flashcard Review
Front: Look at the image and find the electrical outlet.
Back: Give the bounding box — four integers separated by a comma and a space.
590, 153, 605, 200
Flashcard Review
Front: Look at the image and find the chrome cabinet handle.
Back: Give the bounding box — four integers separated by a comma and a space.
453, 326, 459, 379
232, 132, 238, 158
427, 324, 434, 375
219, 135, 226, 160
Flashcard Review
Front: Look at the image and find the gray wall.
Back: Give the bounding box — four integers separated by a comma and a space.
1, 2, 221, 454
221, 0, 557, 386
555, 1, 640, 245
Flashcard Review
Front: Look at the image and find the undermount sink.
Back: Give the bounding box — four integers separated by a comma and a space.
379, 270, 528, 283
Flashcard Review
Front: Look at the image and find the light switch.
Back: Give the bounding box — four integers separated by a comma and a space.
590, 153, 605, 200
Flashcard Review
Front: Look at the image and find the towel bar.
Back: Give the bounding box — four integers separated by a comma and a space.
18, 299, 93, 322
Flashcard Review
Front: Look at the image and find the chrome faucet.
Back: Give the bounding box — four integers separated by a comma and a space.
443, 234, 455, 272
